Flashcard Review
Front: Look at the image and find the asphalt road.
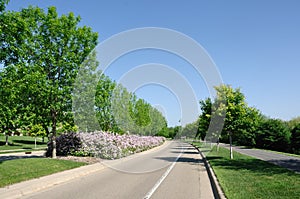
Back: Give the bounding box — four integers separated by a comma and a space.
220, 143, 300, 173
22, 141, 214, 199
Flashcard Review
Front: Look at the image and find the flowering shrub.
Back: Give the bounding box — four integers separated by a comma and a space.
53, 131, 165, 159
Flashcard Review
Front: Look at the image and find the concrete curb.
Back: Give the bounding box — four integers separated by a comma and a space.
191, 144, 227, 199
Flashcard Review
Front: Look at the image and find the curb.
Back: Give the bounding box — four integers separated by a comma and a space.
191, 144, 227, 199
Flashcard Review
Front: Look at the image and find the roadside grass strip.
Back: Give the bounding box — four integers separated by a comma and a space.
0, 158, 86, 188
193, 142, 300, 199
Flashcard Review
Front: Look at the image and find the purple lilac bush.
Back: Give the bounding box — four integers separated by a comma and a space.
72, 131, 165, 159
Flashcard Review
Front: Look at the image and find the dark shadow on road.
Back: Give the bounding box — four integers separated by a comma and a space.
171, 151, 199, 155
0, 141, 21, 146
13, 140, 44, 145
154, 156, 203, 165
0, 155, 43, 163
171, 147, 194, 150
268, 159, 300, 173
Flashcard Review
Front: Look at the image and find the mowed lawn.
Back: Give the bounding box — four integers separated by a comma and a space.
0, 158, 86, 187
193, 142, 300, 199
0, 135, 47, 151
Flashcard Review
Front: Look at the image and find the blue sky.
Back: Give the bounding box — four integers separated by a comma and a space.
6, 0, 300, 126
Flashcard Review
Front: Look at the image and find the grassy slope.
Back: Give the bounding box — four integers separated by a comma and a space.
0, 135, 47, 151
0, 158, 86, 187
193, 142, 300, 199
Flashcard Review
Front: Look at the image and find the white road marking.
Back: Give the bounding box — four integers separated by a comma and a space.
143, 143, 184, 199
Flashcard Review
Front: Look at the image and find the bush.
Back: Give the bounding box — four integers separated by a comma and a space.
78, 131, 165, 159
291, 123, 300, 154
255, 119, 291, 152
46, 131, 165, 159
46, 132, 82, 157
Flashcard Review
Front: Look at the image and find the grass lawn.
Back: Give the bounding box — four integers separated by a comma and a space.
193, 142, 300, 199
0, 135, 47, 151
0, 158, 87, 187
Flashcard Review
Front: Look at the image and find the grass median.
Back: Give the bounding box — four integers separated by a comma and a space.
0, 158, 87, 188
193, 142, 300, 199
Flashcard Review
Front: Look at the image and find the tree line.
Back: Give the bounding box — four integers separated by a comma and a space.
196, 84, 300, 156
0, 2, 167, 157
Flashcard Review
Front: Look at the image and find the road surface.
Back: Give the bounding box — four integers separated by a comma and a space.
19, 141, 214, 199
220, 143, 300, 173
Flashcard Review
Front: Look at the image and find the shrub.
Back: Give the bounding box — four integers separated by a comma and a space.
291, 123, 300, 154
46, 132, 82, 157
256, 119, 291, 152
46, 131, 165, 159
78, 131, 165, 159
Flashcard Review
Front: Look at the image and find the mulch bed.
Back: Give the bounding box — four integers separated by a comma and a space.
56, 156, 101, 164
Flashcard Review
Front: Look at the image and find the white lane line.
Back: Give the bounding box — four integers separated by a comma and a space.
143, 143, 184, 199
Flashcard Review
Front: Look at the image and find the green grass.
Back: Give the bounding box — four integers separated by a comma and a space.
193, 142, 300, 199
0, 158, 87, 187
0, 135, 47, 151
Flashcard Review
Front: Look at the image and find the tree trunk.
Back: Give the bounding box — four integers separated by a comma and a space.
217, 137, 220, 152
229, 131, 233, 159
51, 110, 57, 158
35, 137, 37, 149
5, 134, 9, 145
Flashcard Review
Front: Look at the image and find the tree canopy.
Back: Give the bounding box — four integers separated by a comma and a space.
0, 5, 98, 157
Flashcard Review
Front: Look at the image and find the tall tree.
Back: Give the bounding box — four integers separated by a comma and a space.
196, 98, 212, 140
182, 119, 199, 138
0, 6, 98, 157
0, 0, 9, 12
73, 50, 102, 132
111, 84, 135, 133
130, 98, 151, 133
95, 73, 117, 131
147, 108, 167, 136
213, 85, 261, 159
0, 66, 22, 144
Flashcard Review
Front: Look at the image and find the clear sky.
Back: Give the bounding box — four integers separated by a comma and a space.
6, 0, 300, 127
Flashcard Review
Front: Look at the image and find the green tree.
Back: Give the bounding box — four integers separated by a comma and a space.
291, 123, 300, 154
182, 120, 199, 138
156, 126, 170, 138
95, 73, 117, 131
234, 107, 262, 147
130, 98, 151, 132
0, 6, 98, 157
147, 108, 167, 136
111, 84, 135, 133
0, 67, 22, 144
29, 124, 46, 148
0, 0, 9, 12
256, 118, 291, 152
73, 50, 102, 132
213, 85, 261, 159
196, 98, 212, 140
287, 117, 300, 130
110, 84, 167, 135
